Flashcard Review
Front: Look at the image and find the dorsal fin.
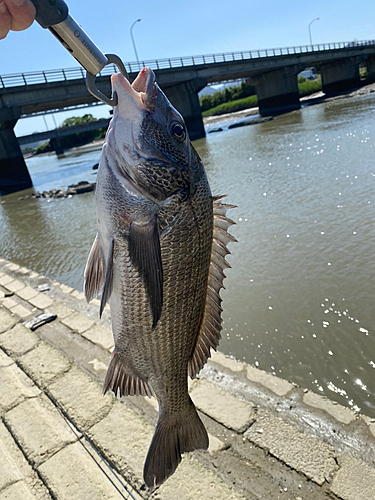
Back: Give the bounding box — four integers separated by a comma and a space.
188, 197, 237, 378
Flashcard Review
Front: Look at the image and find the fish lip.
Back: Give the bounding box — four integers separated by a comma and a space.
111, 67, 156, 110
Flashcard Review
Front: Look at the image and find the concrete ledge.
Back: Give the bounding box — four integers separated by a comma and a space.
1, 258, 375, 499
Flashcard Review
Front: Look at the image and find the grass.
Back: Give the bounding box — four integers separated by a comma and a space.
202, 78, 323, 117
202, 95, 258, 117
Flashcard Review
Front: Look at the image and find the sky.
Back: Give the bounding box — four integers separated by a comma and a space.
2, 0, 375, 136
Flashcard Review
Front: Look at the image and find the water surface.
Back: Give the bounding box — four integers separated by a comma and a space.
1, 93, 375, 415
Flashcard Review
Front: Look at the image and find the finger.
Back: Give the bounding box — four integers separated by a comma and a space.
0, 1, 12, 40
4, 0, 36, 32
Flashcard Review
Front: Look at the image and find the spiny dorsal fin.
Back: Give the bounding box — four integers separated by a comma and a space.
188, 197, 237, 378
102, 350, 153, 398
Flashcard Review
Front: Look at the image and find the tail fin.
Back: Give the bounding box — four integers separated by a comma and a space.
143, 397, 208, 488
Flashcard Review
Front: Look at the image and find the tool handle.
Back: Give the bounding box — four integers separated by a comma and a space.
30, 0, 108, 75
31, 0, 69, 29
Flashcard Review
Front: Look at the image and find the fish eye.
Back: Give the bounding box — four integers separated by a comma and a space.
170, 121, 186, 142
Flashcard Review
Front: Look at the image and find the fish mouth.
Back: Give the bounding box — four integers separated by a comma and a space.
111, 67, 157, 110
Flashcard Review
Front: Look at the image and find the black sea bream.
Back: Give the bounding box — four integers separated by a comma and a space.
84, 67, 236, 487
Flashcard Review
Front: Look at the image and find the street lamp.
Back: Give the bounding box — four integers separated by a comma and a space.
308, 18, 320, 46
130, 19, 141, 65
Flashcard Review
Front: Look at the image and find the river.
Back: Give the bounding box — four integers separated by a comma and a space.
1, 91, 375, 416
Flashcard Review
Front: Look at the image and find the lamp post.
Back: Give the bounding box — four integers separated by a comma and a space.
308, 17, 320, 46
130, 19, 141, 65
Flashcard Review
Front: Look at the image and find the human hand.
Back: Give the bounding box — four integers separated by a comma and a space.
0, 0, 36, 40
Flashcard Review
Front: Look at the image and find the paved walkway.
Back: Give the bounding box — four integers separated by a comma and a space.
0, 257, 375, 499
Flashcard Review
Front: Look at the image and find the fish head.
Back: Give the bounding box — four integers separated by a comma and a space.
106, 67, 199, 201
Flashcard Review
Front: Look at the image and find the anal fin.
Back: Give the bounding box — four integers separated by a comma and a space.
102, 350, 153, 398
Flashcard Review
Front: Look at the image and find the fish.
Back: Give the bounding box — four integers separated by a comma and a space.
84, 67, 236, 488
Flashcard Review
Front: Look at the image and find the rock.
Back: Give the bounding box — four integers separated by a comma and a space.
208, 127, 223, 133
228, 116, 273, 129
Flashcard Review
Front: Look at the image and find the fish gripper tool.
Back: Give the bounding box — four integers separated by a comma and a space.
31, 0, 128, 106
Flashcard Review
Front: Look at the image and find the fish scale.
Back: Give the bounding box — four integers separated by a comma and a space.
84, 67, 235, 487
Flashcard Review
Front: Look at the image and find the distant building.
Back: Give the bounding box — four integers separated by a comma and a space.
298, 68, 318, 80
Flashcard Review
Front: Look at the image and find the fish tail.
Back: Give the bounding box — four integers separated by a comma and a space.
143, 397, 208, 488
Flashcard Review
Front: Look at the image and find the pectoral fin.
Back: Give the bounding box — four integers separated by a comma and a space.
84, 234, 105, 303
129, 215, 163, 329
99, 237, 114, 318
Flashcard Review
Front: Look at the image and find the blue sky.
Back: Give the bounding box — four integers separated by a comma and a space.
2, 0, 375, 135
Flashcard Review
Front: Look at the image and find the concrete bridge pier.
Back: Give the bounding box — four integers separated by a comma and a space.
248, 65, 301, 115
50, 137, 65, 156
163, 78, 207, 140
318, 58, 360, 95
366, 55, 375, 83
0, 107, 32, 195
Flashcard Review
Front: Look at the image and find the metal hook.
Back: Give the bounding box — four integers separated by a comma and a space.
86, 54, 129, 107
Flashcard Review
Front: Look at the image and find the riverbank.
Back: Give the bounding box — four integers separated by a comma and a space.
203, 80, 375, 126
1, 257, 375, 499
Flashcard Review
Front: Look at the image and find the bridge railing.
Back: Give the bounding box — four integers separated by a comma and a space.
1, 39, 375, 89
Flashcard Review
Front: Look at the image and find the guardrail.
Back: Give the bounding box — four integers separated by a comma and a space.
1, 40, 375, 89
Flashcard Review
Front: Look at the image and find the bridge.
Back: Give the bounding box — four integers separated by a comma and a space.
1, 39, 375, 194
18, 118, 111, 154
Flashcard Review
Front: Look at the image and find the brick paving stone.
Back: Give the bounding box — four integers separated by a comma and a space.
0, 428, 52, 498
38, 439, 140, 500
157, 455, 246, 500
0, 420, 34, 491
0, 290, 5, 299
81, 322, 114, 350
88, 402, 153, 481
16, 286, 39, 301
304, 390, 356, 425
0, 348, 14, 367
19, 341, 71, 386
245, 409, 338, 485
48, 365, 114, 431
5, 263, 20, 271
28, 294, 53, 310
70, 290, 85, 300
47, 300, 74, 319
330, 453, 375, 500
0, 297, 18, 310
0, 323, 39, 357
10, 304, 33, 320
210, 350, 245, 372
61, 311, 94, 333
4, 279, 25, 293
190, 379, 256, 432
0, 308, 17, 333
4, 394, 79, 467
0, 363, 40, 415
0, 275, 14, 286
0, 479, 52, 500
247, 364, 294, 397
16, 266, 31, 275
59, 284, 74, 295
